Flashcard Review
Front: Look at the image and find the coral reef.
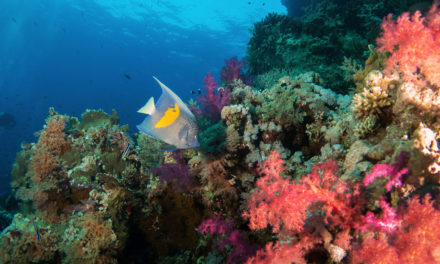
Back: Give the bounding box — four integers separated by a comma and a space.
246, 0, 422, 93
3, 1, 440, 263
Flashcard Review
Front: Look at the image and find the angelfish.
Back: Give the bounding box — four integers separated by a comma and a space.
137, 77, 200, 149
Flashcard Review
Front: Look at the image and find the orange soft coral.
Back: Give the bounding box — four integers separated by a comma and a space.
31, 114, 69, 181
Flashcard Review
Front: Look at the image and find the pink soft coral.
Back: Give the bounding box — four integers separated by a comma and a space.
363, 151, 409, 191
377, 1, 440, 88
357, 197, 400, 233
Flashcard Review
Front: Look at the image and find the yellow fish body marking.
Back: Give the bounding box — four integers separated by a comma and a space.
154, 103, 180, 128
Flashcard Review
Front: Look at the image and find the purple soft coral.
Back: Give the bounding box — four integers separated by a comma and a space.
221, 57, 245, 83
220, 57, 253, 86
198, 216, 259, 264
198, 215, 233, 235
197, 72, 230, 122
151, 150, 193, 191
363, 151, 409, 191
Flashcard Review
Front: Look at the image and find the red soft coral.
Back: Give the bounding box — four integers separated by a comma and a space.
242, 150, 310, 233
352, 195, 440, 263
351, 234, 399, 264
245, 235, 320, 264
243, 151, 361, 235
377, 2, 440, 88
393, 195, 440, 263
243, 150, 363, 263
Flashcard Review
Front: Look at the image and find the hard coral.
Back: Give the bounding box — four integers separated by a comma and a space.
352, 70, 399, 121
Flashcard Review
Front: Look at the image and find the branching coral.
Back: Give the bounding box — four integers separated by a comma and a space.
352, 70, 399, 121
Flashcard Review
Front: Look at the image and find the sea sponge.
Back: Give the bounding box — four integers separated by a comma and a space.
415, 123, 440, 174
78, 109, 119, 131
394, 81, 440, 113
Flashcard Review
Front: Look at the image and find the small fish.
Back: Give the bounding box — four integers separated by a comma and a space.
190, 89, 201, 95
122, 143, 131, 160
137, 77, 200, 149
33, 221, 41, 243
11, 17, 16, 23
124, 74, 131, 80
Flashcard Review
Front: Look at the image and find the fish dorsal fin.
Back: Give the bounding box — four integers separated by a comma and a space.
154, 103, 180, 128
137, 97, 155, 115
152, 76, 196, 119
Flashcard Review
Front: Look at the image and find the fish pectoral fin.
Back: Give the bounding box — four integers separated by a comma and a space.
138, 97, 155, 115
160, 143, 178, 151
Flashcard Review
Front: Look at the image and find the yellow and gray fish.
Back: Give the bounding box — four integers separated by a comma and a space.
137, 77, 200, 149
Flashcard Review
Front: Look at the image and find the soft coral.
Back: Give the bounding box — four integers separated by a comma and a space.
377, 1, 440, 88
352, 195, 440, 263
243, 151, 361, 234
197, 72, 231, 122
243, 150, 363, 263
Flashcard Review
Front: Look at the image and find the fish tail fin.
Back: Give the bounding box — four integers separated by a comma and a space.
137, 97, 155, 115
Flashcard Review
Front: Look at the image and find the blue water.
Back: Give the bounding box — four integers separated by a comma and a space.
0, 0, 287, 195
